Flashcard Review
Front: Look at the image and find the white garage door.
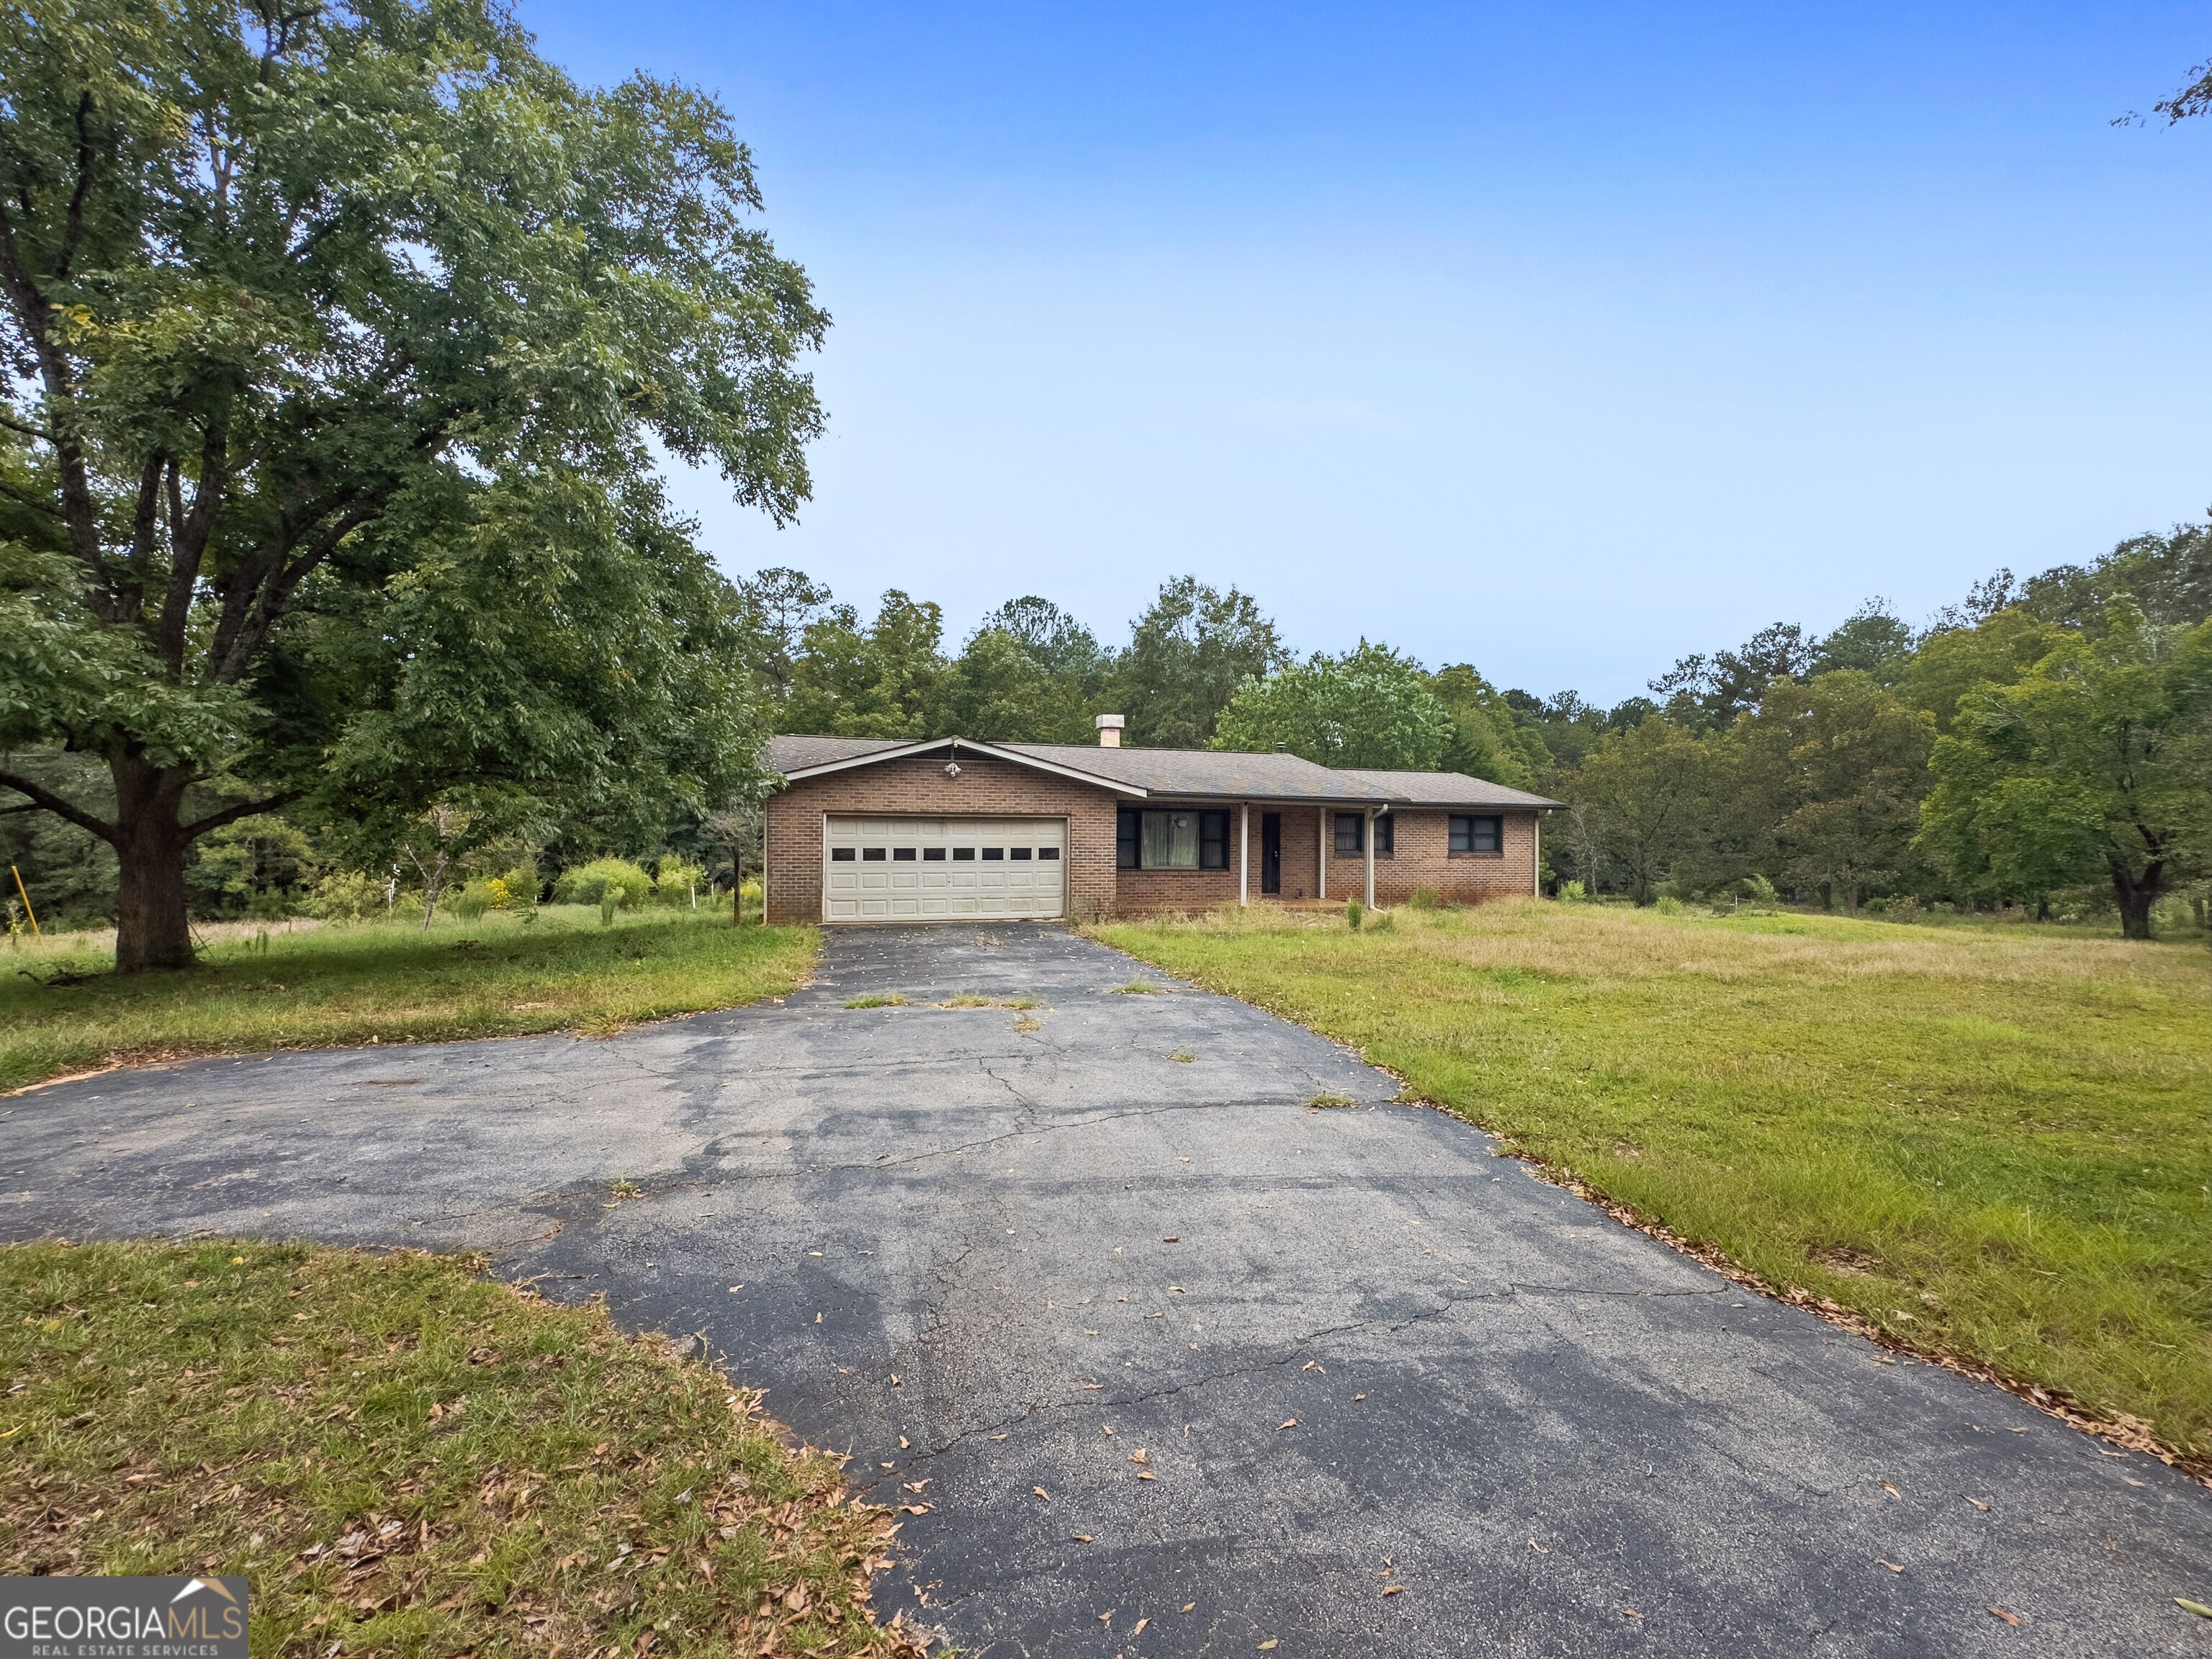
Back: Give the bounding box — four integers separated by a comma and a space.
823, 816, 1067, 922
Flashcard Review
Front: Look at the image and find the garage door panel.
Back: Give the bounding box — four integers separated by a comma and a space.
824, 815, 1065, 922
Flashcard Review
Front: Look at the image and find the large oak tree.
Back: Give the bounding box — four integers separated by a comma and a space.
0, 0, 824, 968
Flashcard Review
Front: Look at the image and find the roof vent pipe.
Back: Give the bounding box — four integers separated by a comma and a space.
1096, 714, 1125, 749
1275, 742, 1287, 753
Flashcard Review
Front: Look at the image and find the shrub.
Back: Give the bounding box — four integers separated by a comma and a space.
1654, 895, 1684, 916
554, 858, 653, 912
655, 857, 707, 909
1408, 886, 1441, 910
501, 860, 541, 909
450, 878, 505, 921
1745, 873, 1779, 909
1346, 896, 1364, 930
1368, 909, 1394, 931
1887, 896, 1923, 924
1557, 881, 1585, 903
301, 871, 380, 924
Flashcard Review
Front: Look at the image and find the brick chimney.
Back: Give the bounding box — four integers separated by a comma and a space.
1095, 714, 1125, 749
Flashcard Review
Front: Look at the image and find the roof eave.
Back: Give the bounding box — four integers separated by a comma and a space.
775, 735, 1148, 797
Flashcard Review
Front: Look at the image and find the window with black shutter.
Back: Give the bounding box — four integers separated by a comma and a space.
1374, 813, 1394, 855
1200, 811, 1230, 870
1334, 812, 1364, 855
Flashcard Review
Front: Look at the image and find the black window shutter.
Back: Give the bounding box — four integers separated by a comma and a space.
1118, 807, 1141, 870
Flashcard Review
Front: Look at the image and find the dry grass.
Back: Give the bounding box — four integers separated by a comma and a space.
1099, 898, 2212, 1462
0, 1239, 931, 1655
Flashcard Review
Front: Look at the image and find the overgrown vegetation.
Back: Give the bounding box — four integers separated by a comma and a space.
0, 909, 815, 1094
1099, 899, 2212, 1462
0, 1239, 927, 1655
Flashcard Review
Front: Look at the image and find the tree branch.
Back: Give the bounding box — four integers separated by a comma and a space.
0, 770, 118, 844
182, 791, 300, 838
0, 407, 55, 443
54, 91, 95, 280
156, 415, 228, 671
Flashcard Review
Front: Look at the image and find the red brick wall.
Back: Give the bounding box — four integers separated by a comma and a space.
1320, 808, 1539, 905
765, 764, 1541, 922
764, 757, 1118, 924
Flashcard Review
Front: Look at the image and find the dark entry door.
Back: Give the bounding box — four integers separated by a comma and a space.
1260, 813, 1282, 894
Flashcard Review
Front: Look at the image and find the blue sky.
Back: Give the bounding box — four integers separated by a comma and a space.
530, 1, 2212, 703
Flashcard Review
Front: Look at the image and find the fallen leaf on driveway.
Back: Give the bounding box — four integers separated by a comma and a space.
1033, 1486, 1051, 1502
1072, 1534, 1092, 1543
1987, 1606, 2022, 1627
1137, 1471, 1156, 1481
1129, 1448, 1149, 1465
1528, 1539, 1547, 1553
1132, 1618, 1148, 1635
1878, 1481, 1900, 1499
2175, 1599, 2212, 1618
899, 1503, 930, 1516
1381, 1585, 1403, 1597
1279, 1419, 1298, 1430
1966, 1498, 1990, 1511
1877, 1560, 1905, 1573
1182, 1603, 1195, 1613
899, 1437, 909, 1449
1163, 1236, 1179, 1243
1258, 1642, 1278, 1651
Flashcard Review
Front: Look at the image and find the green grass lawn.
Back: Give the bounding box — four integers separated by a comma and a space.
0, 908, 819, 1094
1097, 899, 2212, 1464
0, 1239, 925, 1656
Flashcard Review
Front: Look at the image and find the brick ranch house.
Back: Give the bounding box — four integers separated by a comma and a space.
762, 718, 1559, 925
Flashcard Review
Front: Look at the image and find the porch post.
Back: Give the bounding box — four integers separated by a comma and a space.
1238, 801, 1249, 907
1317, 806, 1327, 899
1532, 813, 1541, 896
1364, 806, 1376, 909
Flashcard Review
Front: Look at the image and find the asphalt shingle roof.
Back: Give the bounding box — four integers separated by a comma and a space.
767, 732, 1560, 809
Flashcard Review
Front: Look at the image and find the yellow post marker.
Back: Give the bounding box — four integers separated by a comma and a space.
10, 864, 40, 936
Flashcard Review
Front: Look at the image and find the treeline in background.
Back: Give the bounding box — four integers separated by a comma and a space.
9, 525, 2208, 940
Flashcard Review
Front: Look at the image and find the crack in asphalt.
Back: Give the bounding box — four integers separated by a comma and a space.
868, 1286, 1519, 1488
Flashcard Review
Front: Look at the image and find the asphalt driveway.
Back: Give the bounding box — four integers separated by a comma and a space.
3, 924, 2208, 1657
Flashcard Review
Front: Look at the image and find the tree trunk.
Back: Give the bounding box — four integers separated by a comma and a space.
109, 755, 197, 974
2110, 858, 2162, 941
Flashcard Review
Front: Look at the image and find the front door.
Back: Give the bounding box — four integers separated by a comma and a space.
1260, 812, 1282, 895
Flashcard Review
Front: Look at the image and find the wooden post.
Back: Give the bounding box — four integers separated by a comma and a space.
1238, 802, 1249, 907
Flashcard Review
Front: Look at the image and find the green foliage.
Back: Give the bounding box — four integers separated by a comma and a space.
1213, 641, 1456, 769
554, 858, 655, 912
1112, 577, 1286, 749
1346, 896, 1365, 930
1570, 718, 1740, 904
182, 815, 318, 920
300, 871, 384, 925
1429, 665, 1542, 788
783, 592, 948, 739
0, 0, 823, 968
653, 857, 708, 907
1922, 604, 2212, 937
1739, 673, 1936, 912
